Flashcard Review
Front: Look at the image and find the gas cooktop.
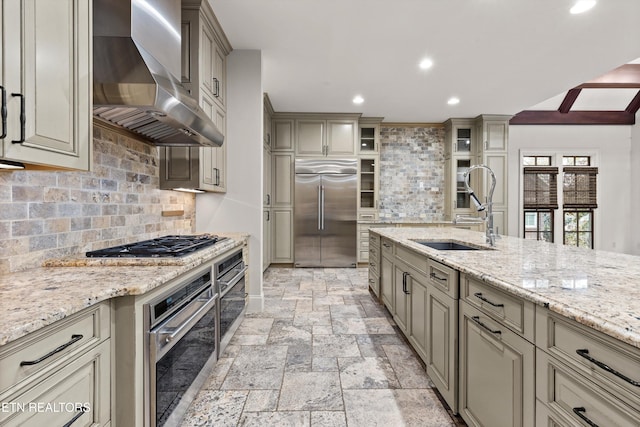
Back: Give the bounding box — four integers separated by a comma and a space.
86, 234, 227, 258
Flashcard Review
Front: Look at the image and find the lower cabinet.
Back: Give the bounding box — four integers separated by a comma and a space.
392, 262, 411, 333
458, 300, 535, 427
380, 252, 394, 310
0, 302, 112, 427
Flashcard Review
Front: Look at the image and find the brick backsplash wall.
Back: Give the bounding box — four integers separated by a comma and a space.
0, 124, 195, 273
379, 125, 446, 221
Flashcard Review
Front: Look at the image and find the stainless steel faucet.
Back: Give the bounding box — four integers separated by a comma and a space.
463, 164, 497, 246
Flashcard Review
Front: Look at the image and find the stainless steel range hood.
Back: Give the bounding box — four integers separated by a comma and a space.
93, 0, 223, 147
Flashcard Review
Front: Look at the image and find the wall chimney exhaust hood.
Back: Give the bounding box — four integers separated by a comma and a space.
92, 0, 223, 147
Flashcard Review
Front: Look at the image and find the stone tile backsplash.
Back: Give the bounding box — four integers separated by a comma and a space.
379, 125, 445, 221
0, 125, 195, 273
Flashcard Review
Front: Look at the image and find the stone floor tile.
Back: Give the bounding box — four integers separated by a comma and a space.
332, 318, 368, 334
239, 411, 310, 427
310, 411, 347, 427
300, 280, 327, 291
313, 295, 345, 310
338, 357, 400, 389
179, 390, 247, 427
293, 311, 332, 326
382, 344, 432, 389
295, 299, 314, 312
362, 317, 396, 334
312, 357, 338, 372
243, 390, 280, 412
229, 334, 269, 346
312, 334, 361, 357
343, 389, 454, 427
285, 344, 313, 372
329, 304, 367, 319
236, 318, 274, 335
267, 322, 312, 346
312, 325, 333, 335
202, 357, 234, 390
355, 334, 404, 357
278, 372, 343, 411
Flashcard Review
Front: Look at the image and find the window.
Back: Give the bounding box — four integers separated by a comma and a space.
523, 166, 558, 242
562, 166, 597, 248
521, 155, 597, 248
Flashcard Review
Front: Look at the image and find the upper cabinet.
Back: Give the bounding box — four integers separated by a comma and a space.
0, 0, 91, 170
293, 115, 359, 157
444, 119, 476, 220
358, 118, 382, 154
161, 0, 231, 192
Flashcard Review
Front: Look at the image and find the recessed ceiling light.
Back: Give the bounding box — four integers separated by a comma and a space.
570, 0, 596, 14
419, 58, 433, 70
447, 97, 460, 105
353, 95, 364, 104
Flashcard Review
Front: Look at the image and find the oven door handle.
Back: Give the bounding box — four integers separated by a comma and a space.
218, 265, 248, 294
151, 292, 216, 360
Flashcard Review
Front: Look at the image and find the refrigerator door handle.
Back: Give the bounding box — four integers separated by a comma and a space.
320, 185, 325, 230
317, 185, 322, 230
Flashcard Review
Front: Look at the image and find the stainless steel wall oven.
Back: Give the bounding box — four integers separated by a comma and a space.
145, 264, 219, 427
215, 249, 247, 352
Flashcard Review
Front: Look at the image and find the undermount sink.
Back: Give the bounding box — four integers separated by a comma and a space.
413, 240, 483, 251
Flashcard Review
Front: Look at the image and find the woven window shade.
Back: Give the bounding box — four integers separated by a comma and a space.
563, 167, 598, 208
523, 167, 558, 209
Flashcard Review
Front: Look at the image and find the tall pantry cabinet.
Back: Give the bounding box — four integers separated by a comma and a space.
0, 0, 91, 170
160, 0, 231, 191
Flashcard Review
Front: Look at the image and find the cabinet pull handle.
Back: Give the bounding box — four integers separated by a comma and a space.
572, 407, 599, 427
0, 85, 6, 139
11, 93, 25, 143
473, 292, 504, 307
471, 316, 501, 335
20, 334, 83, 366
62, 407, 87, 427
213, 77, 220, 98
266, 211, 270, 221
213, 167, 220, 186
382, 243, 391, 248
402, 271, 411, 294
266, 194, 271, 205
430, 272, 447, 282
576, 349, 640, 387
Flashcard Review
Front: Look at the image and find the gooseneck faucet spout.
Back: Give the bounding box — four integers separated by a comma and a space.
463, 164, 497, 246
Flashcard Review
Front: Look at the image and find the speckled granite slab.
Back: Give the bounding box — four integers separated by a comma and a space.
371, 227, 640, 349
0, 234, 247, 346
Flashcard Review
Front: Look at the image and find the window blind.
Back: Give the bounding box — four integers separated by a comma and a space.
523, 167, 558, 209
563, 167, 598, 208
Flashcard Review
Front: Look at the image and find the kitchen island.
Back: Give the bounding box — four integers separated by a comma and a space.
370, 227, 640, 427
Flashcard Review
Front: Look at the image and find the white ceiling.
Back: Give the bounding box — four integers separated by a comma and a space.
209, 0, 640, 123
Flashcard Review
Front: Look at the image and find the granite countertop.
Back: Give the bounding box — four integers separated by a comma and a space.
371, 227, 640, 350
0, 233, 248, 347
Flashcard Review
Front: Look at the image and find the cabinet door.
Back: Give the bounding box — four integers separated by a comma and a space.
0, 340, 111, 427
272, 153, 294, 206
272, 209, 293, 263
212, 40, 226, 108
263, 209, 271, 271
326, 120, 356, 155
296, 120, 325, 155
2, 0, 91, 170
426, 287, 457, 412
273, 120, 294, 151
380, 255, 394, 310
211, 108, 226, 192
199, 15, 216, 101
263, 148, 272, 206
392, 264, 410, 334
459, 301, 535, 427
409, 271, 428, 362
160, 147, 199, 189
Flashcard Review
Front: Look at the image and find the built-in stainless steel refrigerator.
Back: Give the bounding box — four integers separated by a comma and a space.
294, 159, 357, 267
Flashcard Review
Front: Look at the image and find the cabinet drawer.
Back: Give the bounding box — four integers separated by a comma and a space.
359, 229, 370, 240
427, 258, 458, 299
381, 238, 394, 258
0, 302, 110, 394
368, 274, 380, 298
536, 307, 640, 409
0, 339, 111, 427
461, 274, 534, 342
536, 349, 640, 426
395, 245, 427, 275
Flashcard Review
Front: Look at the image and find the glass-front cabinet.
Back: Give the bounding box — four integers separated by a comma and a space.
444, 119, 476, 221
358, 118, 381, 154
359, 157, 377, 210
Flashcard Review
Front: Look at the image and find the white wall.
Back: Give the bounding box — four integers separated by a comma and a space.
631, 120, 640, 255
508, 125, 634, 254
196, 50, 264, 308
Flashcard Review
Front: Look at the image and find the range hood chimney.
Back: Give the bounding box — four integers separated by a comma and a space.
93, 0, 223, 147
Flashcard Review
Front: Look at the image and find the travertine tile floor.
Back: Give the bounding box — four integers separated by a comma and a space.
180, 267, 464, 427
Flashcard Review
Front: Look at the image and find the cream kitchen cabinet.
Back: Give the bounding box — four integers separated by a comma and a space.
271, 152, 294, 263
161, 0, 230, 192
0, 302, 111, 426
367, 231, 381, 297
380, 238, 395, 310
536, 306, 640, 425
295, 116, 358, 157
458, 274, 535, 427
444, 119, 476, 221
272, 208, 294, 263
272, 119, 294, 151
358, 118, 381, 154
0, 0, 91, 170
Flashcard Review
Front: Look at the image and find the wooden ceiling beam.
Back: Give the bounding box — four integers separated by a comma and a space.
510, 110, 636, 125
558, 88, 582, 113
